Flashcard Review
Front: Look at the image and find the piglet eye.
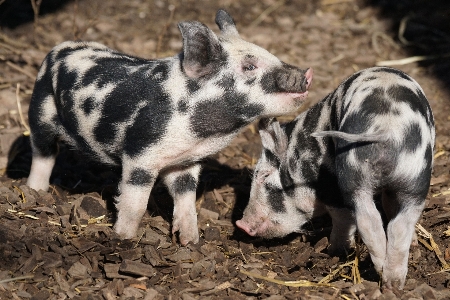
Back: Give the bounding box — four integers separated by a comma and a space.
243, 64, 257, 72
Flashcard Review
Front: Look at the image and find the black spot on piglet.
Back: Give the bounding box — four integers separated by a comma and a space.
265, 184, 286, 213
403, 122, 422, 152
128, 168, 154, 186
190, 91, 263, 138
217, 74, 235, 91
173, 174, 197, 194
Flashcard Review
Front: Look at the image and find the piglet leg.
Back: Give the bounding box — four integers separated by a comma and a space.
114, 158, 157, 239
327, 207, 357, 256
27, 155, 55, 191
383, 195, 425, 290
162, 164, 201, 245
353, 189, 387, 274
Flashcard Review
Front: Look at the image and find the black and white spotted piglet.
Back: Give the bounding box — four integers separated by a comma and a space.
236, 67, 434, 289
26, 10, 313, 245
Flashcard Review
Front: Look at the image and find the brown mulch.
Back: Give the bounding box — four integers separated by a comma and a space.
1, 0, 450, 299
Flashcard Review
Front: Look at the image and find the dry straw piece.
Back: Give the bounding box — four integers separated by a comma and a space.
415, 223, 450, 272
240, 268, 337, 290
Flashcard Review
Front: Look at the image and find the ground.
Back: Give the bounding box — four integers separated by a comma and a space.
0, 0, 450, 299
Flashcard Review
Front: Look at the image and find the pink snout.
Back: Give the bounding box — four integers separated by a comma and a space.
236, 218, 270, 237
236, 219, 256, 236
287, 68, 313, 101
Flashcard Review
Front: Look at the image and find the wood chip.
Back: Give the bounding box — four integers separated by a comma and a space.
119, 260, 156, 277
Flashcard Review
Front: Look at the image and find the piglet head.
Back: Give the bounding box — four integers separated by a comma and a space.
178, 10, 313, 120
236, 118, 316, 238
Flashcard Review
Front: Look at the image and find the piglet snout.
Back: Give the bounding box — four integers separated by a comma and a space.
303, 68, 313, 91
236, 218, 272, 237
275, 67, 312, 93
236, 219, 256, 236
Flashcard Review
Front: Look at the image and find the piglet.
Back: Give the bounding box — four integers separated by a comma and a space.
26, 10, 313, 245
237, 67, 434, 289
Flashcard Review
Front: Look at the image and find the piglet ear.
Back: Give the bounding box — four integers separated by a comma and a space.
215, 9, 239, 37
178, 21, 225, 79
258, 118, 288, 158
258, 117, 274, 131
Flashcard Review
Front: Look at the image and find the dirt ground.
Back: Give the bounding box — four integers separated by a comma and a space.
1, 0, 450, 299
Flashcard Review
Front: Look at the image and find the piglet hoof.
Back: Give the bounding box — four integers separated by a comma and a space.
410, 232, 419, 247
327, 238, 353, 257
382, 279, 404, 293
172, 218, 200, 245
382, 269, 406, 291
113, 221, 139, 240
327, 245, 344, 257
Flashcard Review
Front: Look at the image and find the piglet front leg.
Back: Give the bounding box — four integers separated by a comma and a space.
162, 164, 202, 245
327, 207, 357, 255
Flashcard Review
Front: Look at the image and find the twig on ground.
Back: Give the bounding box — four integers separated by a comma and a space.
398, 15, 413, 46
352, 242, 361, 285
319, 261, 354, 284
30, 0, 43, 28
319, 243, 362, 285
376, 53, 450, 67
416, 223, 450, 271
13, 185, 26, 203
434, 150, 446, 160
0, 275, 34, 284
0, 41, 22, 55
134, 230, 145, 249
443, 227, 450, 237
328, 54, 345, 65
7, 62, 36, 79
250, 0, 285, 28
321, 0, 353, 5
240, 268, 337, 289
15, 83, 31, 135
0, 32, 28, 49
371, 31, 400, 56
7, 209, 40, 220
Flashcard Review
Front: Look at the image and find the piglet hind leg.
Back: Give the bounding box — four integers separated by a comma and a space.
162, 164, 201, 245
382, 194, 425, 290
352, 189, 387, 275
114, 161, 157, 239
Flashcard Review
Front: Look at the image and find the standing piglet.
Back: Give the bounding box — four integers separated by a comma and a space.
27, 10, 313, 245
236, 67, 434, 289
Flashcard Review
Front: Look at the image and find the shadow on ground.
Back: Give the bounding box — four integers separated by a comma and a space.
367, 0, 450, 86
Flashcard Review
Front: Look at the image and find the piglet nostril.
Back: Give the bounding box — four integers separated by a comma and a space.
299, 75, 308, 92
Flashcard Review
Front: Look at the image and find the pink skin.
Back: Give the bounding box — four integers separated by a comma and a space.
235, 198, 276, 237
236, 218, 271, 236
235, 200, 282, 238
